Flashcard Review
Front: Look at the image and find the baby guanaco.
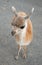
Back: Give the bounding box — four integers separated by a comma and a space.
11, 6, 34, 60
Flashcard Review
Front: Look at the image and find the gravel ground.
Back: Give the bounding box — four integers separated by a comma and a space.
0, 0, 42, 65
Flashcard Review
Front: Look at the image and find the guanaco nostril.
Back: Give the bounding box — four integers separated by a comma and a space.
11, 31, 16, 36
11, 22, 14, 26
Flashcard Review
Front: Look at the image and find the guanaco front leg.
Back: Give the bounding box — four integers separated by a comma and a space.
22, 45, 27, 59
15, 44, 21, 60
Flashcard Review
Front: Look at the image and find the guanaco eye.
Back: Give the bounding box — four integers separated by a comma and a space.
20, 25, 25, 29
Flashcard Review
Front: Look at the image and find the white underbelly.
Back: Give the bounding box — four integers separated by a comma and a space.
16, 39, 31, 46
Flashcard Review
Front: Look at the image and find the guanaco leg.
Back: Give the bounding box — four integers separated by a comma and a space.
22, 45, 27, 59
15, 44, 21, 60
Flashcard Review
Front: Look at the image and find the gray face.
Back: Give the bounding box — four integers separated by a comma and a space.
11, 16, 26, 36
11, 16, 25, 27
11, 9, 29, 36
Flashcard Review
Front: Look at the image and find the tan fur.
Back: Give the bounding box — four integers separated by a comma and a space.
24, 18, 33, 44
12, 12, 27, 27
15, 35, 20, 42
11, 11, 33, 59
12, 12, 33, 44
12, 12, 27, 42
18, 44, 20, 50
18, 12, 27, 16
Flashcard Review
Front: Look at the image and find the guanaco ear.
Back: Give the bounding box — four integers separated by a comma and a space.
12, 6, 18, 17
24, 7, 34, 20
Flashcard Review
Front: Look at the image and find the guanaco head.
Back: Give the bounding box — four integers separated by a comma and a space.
11, 6, 34, 36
